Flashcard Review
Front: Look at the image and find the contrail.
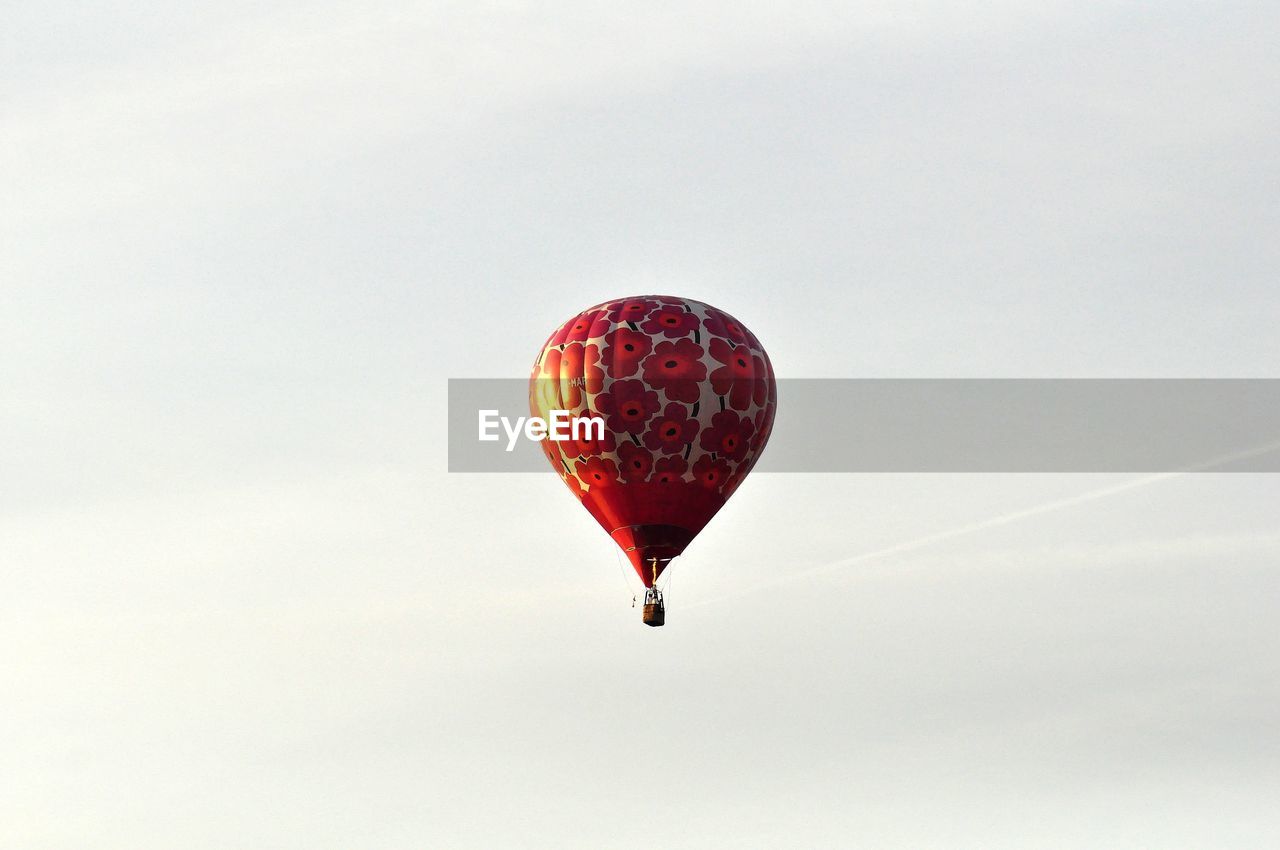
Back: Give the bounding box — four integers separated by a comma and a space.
685, 438, 1280, 610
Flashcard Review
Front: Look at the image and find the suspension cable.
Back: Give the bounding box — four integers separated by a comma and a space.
613, 547, 638, 606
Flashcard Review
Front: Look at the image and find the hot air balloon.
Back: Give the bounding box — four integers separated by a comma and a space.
530, 296, 777, 626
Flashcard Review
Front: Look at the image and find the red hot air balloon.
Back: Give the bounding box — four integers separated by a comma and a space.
530, 296, 777, 625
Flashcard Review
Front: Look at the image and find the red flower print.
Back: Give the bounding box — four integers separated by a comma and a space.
652, 455, 688, 483
550, 310, 603, 346
641, 338, 707, 403
617, 441, 654, 482
541, 435, 564, 468
557, 416, 615, 459
601, 327, 652, 378
595, 379, 660, 434
563, 473, 585, 498
755, 351, 776, 404
751, 403, 775, 453
575, 456, 619, 488
605, 299, 658, 324
641, 306, 700, 339
721, 466, 750, 499
699, 409, 755, 461
692, 455, 731, 490
538, 347, 560, 377
703, 308, 750, 344
586, 310, 616, 339
583, 344, 606, 393
558, 343, 604, 405
537, 346, 562, 381
642, 402, 699, 454
709, 336, 767, 410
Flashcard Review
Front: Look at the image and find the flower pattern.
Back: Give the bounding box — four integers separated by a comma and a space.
699, 409, 755, 462
557, 418, 616, 459
530, 295, 775, 495
601, 327, 652, 378
641, 338, 706, 403
575, 456, 619, 488
692, 455, 732, 489
605, 298, 658, 324
550, 309, 603, 346
617, 441, 654, 482
752, 403, 775, 455
703, 308, 750, 344
709, 336, 768, 411
541, 434, 565, 468
641, 306, 701, 339
595, 379, 660, 434
652, 455, 688, 483
643, 402, 700, 454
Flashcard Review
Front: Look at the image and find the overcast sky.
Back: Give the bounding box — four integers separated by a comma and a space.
3, 2, 1279, 848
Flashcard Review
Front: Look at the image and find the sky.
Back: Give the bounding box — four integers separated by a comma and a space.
3, 2, 1279, 848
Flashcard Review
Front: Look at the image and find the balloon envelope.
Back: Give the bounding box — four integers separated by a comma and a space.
530, 296, 776, 585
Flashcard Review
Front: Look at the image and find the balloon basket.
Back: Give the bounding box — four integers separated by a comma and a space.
642, 588, 665, 627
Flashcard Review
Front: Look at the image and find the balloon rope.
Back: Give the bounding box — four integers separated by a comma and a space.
614, 547, 638, 605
